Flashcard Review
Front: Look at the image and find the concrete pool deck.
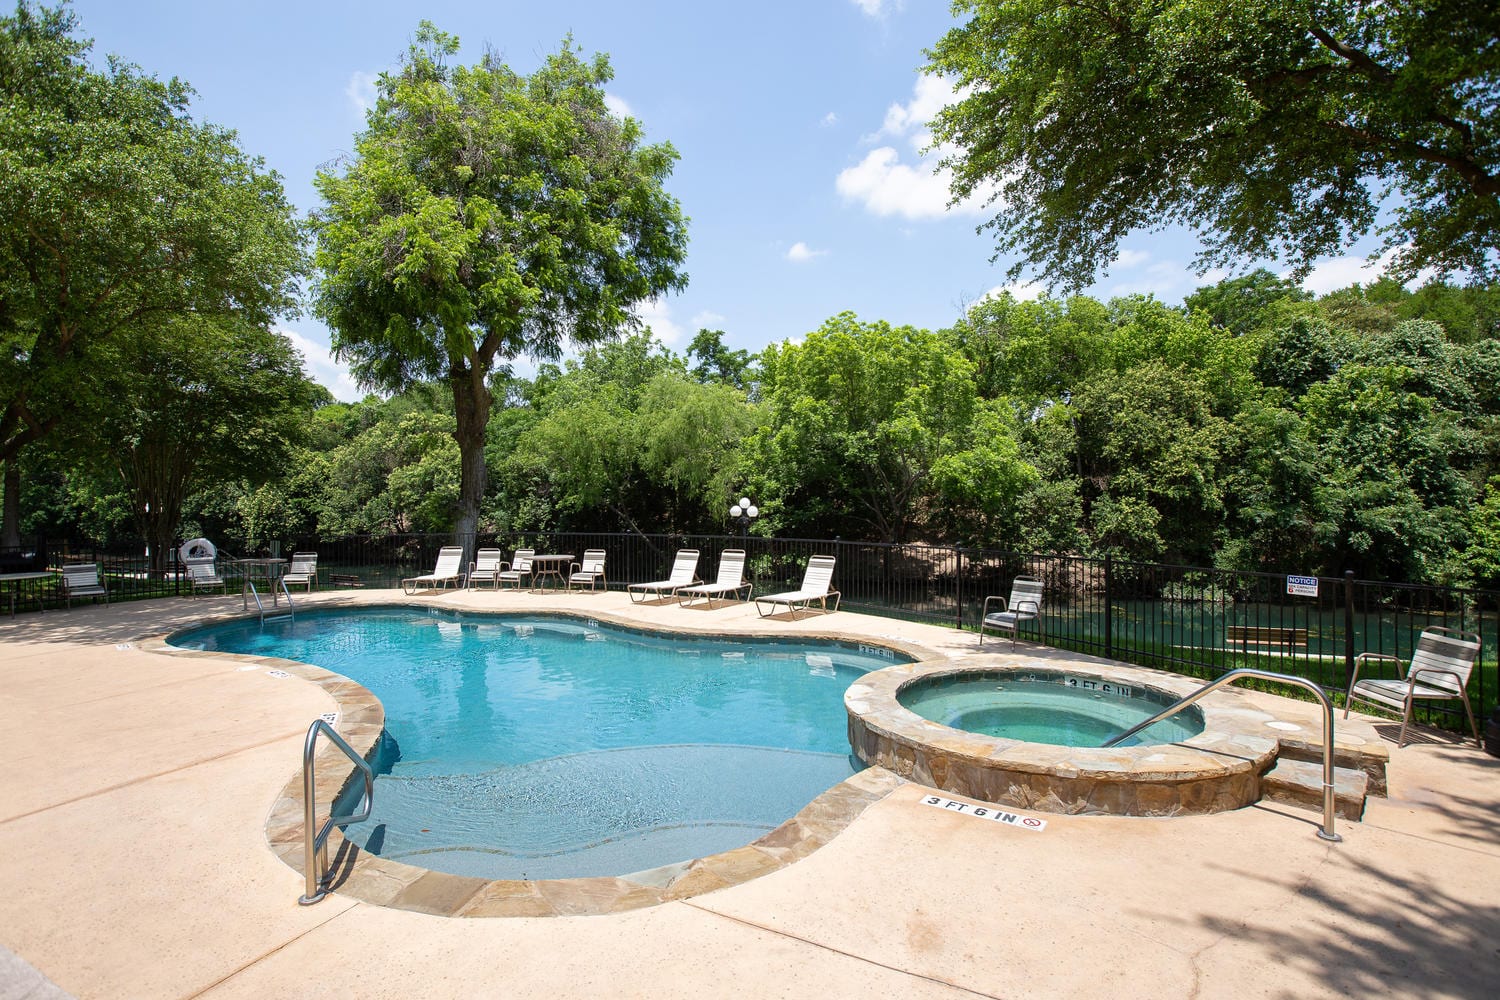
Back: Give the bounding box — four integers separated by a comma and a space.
1, 588, 1496, 998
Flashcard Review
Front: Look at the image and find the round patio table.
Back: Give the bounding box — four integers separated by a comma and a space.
528, 554, 574, 592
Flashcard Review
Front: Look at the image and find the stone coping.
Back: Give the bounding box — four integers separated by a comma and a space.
145, 601, 922, 917
846, 657, 1294, 817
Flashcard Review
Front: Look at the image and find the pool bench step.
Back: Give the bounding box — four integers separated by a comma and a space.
1275, 737, 1388, 798
1260, 758, 1368, 822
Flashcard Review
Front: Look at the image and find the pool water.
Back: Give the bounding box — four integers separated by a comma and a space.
898, 672, 1203, 747
172, 608, 904, 879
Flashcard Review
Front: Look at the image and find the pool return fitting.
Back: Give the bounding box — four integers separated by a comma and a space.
1102, 668, 1343, 843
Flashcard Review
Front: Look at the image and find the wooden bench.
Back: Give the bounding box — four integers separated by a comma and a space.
1226, 625, 1308, 649
330, 574, 364, 588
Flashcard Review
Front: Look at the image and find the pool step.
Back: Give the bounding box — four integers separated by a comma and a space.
1274, 737, 1388, 797
1260, 758, 1368, 822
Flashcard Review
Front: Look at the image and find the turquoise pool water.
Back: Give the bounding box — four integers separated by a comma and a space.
898, 671, 1204, 747
171, 608, 905, 879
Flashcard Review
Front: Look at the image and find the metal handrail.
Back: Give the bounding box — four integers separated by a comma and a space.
245, 579, 295, 621
1101, 667, 1343, 843
298, 719, 375, 905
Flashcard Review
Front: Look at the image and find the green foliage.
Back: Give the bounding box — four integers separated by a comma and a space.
0, 1, 307, 466
1468, 478, 1500, 588
311, 25, 688, 543
748, 313, 986, 543
927, 1, 1500, 288
1184, 270, 1313, 337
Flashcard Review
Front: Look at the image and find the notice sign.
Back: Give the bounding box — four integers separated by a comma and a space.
1286, 575, 1319, 597
921, 795, 1047, 831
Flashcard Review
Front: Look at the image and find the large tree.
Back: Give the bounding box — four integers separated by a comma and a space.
927, 1, 1500, 288
312, 24, 688, 557
0, 1, 306, 541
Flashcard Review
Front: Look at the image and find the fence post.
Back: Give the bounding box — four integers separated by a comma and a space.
955, 546, 964, 631
1104, 554, 1114, 660
1343, 570, 1356, 688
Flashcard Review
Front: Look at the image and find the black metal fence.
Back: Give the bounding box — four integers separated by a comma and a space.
12, 531, 1496, 727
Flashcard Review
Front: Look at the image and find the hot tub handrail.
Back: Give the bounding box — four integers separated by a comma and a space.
1101, 667, 1343, 843
299, 718, 375, 904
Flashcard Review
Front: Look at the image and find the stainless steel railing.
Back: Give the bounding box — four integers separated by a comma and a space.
1101, 667, 1343, 842
298, 719, 375, 905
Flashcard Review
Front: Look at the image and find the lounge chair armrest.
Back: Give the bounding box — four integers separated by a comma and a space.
1409, 666, 1467, 689
1348, 652, 1402, 685
981, 594, 1009, 616
1013, 600, 1039, 615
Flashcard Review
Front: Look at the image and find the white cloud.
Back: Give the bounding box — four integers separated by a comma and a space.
839, 74, 994, 221
1115, 249, 1150, 269
836, 146, 990, 220
604, 93, 632, 120
868, 74, 958, 147
280, 327, 364, 403
345, 70, 379, 118
850, 0, 904, 18
1294, 255, 1381, 296
982, 281, 1045, 303
634, 297, 686, 346
691, 310, 727, 329
786, 241, 829, 263
821, 111, 838, 127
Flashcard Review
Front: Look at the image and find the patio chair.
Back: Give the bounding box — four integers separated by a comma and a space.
755, 555, 841, 620
468, 547, 504, 589
184, 557, 226, 598
978, 575, 1044, 648
1344, 626, 1482, 748
678, 549, 751, 607
60, 563, 108, 608
401, 546, 465, 595
568, 549, 607, 592
497, 549, 535, 590
628, 549, 701, 603
282, 552, 318, 592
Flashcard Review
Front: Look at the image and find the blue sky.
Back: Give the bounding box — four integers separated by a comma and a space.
65, 0, 1392, 401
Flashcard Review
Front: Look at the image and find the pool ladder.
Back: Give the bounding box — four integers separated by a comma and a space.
246, 578, 295, 622
1102, 667, 1342, 843
298, 719, 375, 905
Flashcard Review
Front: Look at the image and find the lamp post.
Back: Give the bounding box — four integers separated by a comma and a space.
729, 496, 758, 538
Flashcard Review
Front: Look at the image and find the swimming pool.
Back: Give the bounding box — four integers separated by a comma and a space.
172, 607, 906, 879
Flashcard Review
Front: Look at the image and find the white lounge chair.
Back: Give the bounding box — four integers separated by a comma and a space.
979, 576, 1044, 648
628, 549, 700, 603
1344, 626, 1482, 747
497, 549, 534, 590
568, 549, 607, 592
401, 546, 465, 595
468, 547, 504, 589
678, 549, 751, 607
755, 555, 841, 619
282, 552, 318, 592
184, 557, 226, 597
60, 563, 108, 608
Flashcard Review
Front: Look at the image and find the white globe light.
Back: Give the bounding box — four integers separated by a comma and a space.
730, 504, 742, 518
738, 496, 752, 509
747, 505, 758, 518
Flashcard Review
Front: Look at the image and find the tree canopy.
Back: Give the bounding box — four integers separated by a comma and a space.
927, 1, 1500, 288
312, 23, 688, 556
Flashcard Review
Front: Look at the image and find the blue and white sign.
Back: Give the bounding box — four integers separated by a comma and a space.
1286, 575, 1319, 597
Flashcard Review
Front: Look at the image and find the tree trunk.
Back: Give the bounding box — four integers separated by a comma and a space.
450, 366, 493, 568
1, 459, 20, 548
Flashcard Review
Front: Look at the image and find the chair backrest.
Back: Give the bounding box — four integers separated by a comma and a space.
800, 555, 836, 595
185, 558, 219, 582
61, 563, 100, 589
1010, 575, 1044, 613
714, 549, 746, 586
667, 549, 700, 584
579, 549, 606, 573
511, 549, 535, 572
473, 548, 503, 572
433, 546, 464, 576
288, 552, 317, 574
1409, 627, 1481, 694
